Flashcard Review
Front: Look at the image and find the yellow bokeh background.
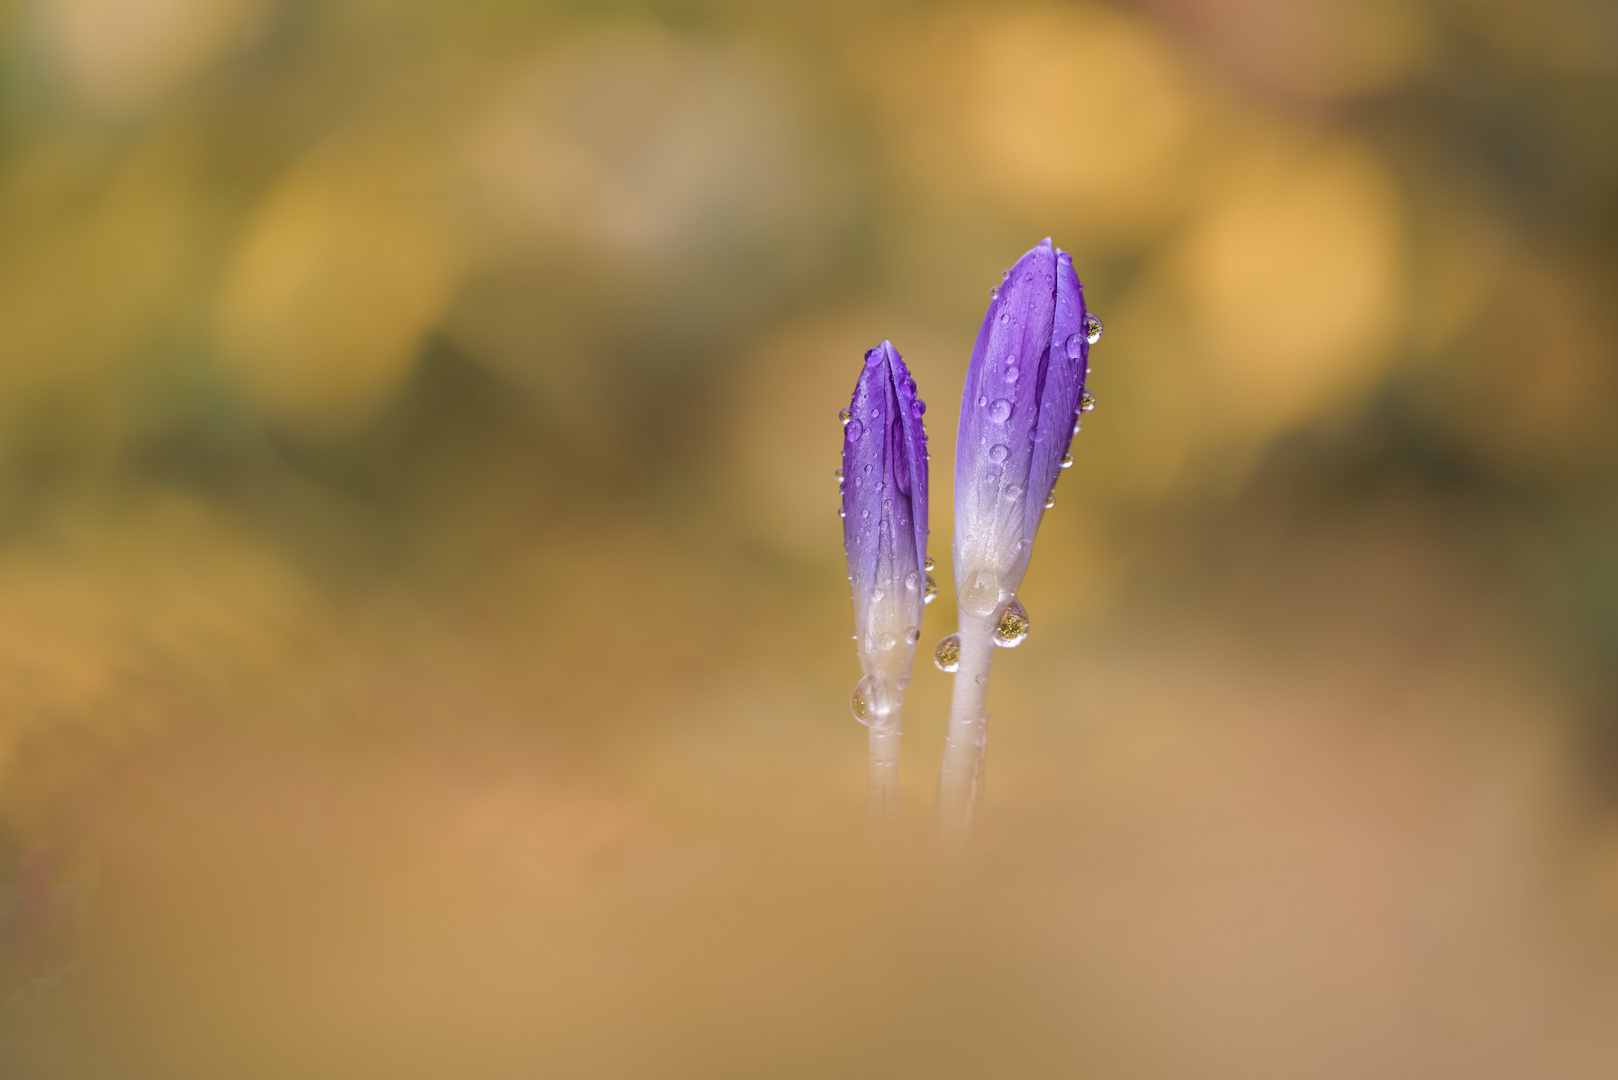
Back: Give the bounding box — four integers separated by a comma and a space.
2, 1, 1618, 1076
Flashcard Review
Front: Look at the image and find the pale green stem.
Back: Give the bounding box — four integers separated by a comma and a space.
868, 708, 902, 821
938, 613, 994, 842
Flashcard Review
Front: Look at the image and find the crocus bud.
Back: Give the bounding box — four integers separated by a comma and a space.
842, 340, 930, 724
953, 239, 1092, 619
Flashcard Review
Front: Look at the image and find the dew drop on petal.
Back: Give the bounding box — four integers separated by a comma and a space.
839, 407, 853, 424
924, 556, 936, 571
999, 313, 1009, 325
913, 400, 926, 418
905, 627, 920, 644
1079, 392, 1096, 414
988, 444, 1009, 463
977, 395, 988, 407
878, 632, 897, 651
906, 571, 921, 591
834, 467, 843, 480
1060, 452, 1074, 469
1084, 312, 1104, 345
860, 509, 870, 519
989, 285, 1000, 299
933, 634, 961, 673
988, 399, 1012, 423
871, 588, 884, 602
1005, 365, 1018, 383
847, 419, 864, 440
959, 569, 1001, 618
993, 598, 1030, 648
1044, 492, 1056, 509
923, 574, 938, 605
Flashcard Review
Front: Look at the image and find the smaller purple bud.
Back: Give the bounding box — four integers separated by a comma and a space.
842, 340, 930, 724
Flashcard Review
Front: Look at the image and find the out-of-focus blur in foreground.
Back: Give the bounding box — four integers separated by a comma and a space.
2, 0, 1617, 1076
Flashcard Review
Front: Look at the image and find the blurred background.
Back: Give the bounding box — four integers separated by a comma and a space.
1, 0, 1617, 1075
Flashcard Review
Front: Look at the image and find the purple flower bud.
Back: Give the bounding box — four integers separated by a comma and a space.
842, 340, 930, 723
953, 239, 1089, 618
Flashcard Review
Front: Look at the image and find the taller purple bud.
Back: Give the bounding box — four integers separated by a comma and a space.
953, 239, 1093, 621
842, 340, 932, 724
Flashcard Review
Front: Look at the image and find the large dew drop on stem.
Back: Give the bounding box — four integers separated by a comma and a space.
851, 673, 893, 726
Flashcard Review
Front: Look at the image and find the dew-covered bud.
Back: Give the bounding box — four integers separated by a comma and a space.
952, 239, 1091, 618
842, 340, 929, 724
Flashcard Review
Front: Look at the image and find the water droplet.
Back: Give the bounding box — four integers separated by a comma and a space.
851, 673, 893, 726
933, 634, 961, 673
1004, 484, 1023, 501
993, 598, 1029, 648
865, 348, 883, 367
838, 508, 845, 518
860, 509, 870, 519
847, 419, 864, 440
1005, 365, 1018, 383
1044, 492, 1056, 509
975, 674, 987, 685
977, 395, 987, 408
878, 632, 897, 651
905, 627, 920, 644
1060, 452, 1074, 469
923, 574, 938, 605
989, 285, 1000, 299
839, 407, 852, 424
1002, 269, 1010, 280
912, 400, 926, 418
988, 443, 1009, 463
988, 399, 1012, 423
864, 463, 873, 474
871, 588, 884, 602
1072, 419, 1082, 436
834, 467, 843, 480
999, 313, 1009, 325
1079, 392, 1096, 414
1084, 312, 1103, 344
924, 556, 936, 571
959, 569, 1001, 617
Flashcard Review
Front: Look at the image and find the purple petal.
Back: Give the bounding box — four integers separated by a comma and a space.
953, 239, 1057, 589
953, 239, 1090, 607
843, 340, 929, 658
1025, 247, 1088, 544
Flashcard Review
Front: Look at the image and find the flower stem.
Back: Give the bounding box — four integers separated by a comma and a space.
868, 708, 902, 821
938, 615, 994, 841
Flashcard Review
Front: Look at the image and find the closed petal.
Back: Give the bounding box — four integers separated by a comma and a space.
954, 239, 1057, 587
1025, 247, 1088, 544
843, 341, 928, 671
